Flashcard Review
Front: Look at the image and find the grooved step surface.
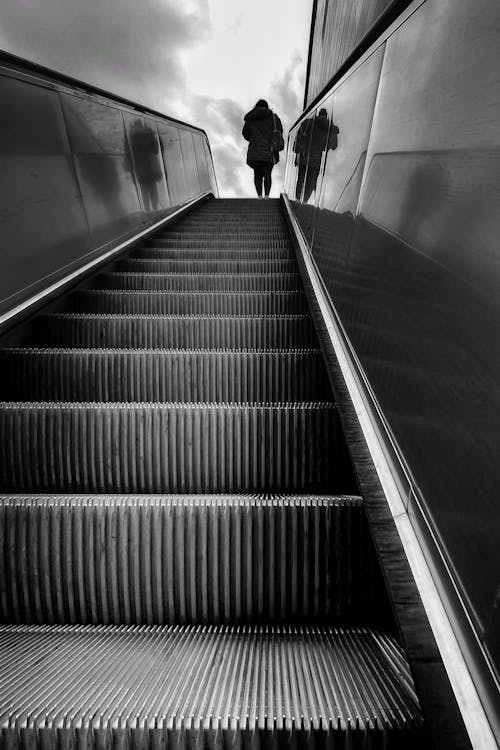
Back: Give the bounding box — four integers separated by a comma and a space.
0, 402, 352, 493
119, 259, 297, 274
0, 495, 388, 625
34, 315, 316, 349
160, 230, 290, 240
95, 273, 302, 291
0, 623, 422, 745
148, 238, 292, 248
140, 247, 293, 259
69, 291, 309, 315
0, 349, 330, 402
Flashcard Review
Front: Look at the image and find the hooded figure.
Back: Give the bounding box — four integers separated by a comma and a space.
242, 99, 283, 198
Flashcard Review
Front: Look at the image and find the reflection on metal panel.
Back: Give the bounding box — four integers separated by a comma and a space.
286, 0, 500, 719
203, 139, 218, 196
0, 58, 217, 321
193, 133, 211, 194
61, 94, 142, 247
0, 76, 89, 310
306, 0, 393, 106
315, 47, 383, 321
157, 123, 189, 206
179, 129, 201, 198
123, 113, 170, 218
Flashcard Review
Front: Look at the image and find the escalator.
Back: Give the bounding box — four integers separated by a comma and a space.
0, 198, 422, 748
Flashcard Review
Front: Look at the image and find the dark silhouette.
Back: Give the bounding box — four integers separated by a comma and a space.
128, 119, 163, 212
293, 109, 338, 202
242, 99, 283, 198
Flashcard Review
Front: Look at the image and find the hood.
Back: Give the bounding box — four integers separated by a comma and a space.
244, 107, 273, 122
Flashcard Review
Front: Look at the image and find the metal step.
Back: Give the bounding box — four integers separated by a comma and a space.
139, 247, 293, 259
95, 273, 302, 291
0, 348, 330, 402
0, 402, 352, 493
0, 495, 388, 625
68, 291, 309, 315
148, 238, 292, 248
118, 259, 297, 274
0, 623, 422, 748
32, 315, 317, 349
161, 230, 291, 239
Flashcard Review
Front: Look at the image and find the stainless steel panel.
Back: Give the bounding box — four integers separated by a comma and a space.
0, 76, 89, 315
192, 132, 211, 193
157, 123, 190, 206
350, 0, 500, 675
61, 94, 143, 247
123, 112, 170, 220
179, 128, 202, 198
202, 138, 218, 196
306, 0, 392, 105
314, 47, 383, 319
289, 0, 500, 686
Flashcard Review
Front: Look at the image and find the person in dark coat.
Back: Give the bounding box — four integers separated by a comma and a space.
293, 108, 338, 202
242, 99, 283, 198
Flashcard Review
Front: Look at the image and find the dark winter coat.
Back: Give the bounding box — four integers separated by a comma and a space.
242, 106, 283, 166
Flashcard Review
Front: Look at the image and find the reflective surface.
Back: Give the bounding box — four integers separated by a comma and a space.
61, 95, 142, 248
305, 0, 393, 105
157, 123, 189, 206
124, 112, 170, 218
0, 76, 89, 307
286, 0, 500, 694
0, 61, 217, 317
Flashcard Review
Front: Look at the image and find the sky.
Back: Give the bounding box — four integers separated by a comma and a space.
0, 0, 312, 196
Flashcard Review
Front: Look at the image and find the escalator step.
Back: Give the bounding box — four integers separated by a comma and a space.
95, 273, 302, 291
161, 230, 291, 240
69, 290, 309, 315
33, 315, 316, 349
139, 247, 293, 259
148, 238, 291, 249
0, 402, 351, 493
0, 623, 422, 747
119, 259, 297, 274
0, 495, 387, 625
0, 348, 330, 402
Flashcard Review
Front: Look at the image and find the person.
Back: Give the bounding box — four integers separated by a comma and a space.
242, 99, 283, 198
293, 109, 338, 202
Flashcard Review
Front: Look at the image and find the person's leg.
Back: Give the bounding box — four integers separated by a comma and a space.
263, 163, 273, 197
253, 165, 264, 197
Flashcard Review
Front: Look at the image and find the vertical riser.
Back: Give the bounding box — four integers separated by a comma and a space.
95, 274, 302, 291
34, 316, 316, 349
69, 291, 309, 315
139, 248, 293, 259
0, 497, 387, 626
148, 239, 292, 248
0, 350, 330, 402
119, 260, 297, 273
0, 404, 353, 493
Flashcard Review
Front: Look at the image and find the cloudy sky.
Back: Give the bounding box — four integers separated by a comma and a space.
1, 0, 312, 196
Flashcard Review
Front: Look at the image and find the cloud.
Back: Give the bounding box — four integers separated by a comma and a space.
0, 1, 306, 197
0, 0, 210, 112
180, 50, 306, 197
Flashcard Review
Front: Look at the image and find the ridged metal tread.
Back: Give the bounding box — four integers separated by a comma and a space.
119, 260, 297, 274
159, 231, 291, 240
0, 495, 388, 625
68, 291, 309, 315
147, 238, 292, 249
0, 349, 330, 402
0, 623, 422, 746
0, 402, 351, 493
139, 247, 294, 260
33, 315, 316, 349
95, 273, 302, 291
